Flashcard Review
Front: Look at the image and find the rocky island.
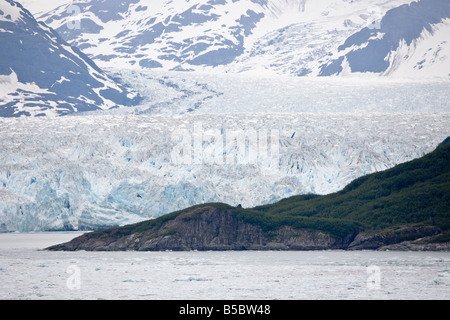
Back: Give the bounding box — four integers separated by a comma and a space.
47, 137, 450, 252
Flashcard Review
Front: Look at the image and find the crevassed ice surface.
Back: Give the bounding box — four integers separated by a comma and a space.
1, 72, 449, 232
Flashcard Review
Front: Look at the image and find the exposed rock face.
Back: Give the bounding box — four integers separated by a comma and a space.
47, 206, 357, 251
47, 206, 449, 252
350, 226, 450, 251
0, 0, 139, 117
347, 226, 442, 250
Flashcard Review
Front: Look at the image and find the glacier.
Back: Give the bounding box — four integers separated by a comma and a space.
1, 72, 449, 232
1, 0, 449, 231
104, 69, 450, 115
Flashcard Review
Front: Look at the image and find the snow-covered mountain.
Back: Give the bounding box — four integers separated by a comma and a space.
319, 0, 450, 76
35, 0, 450, 77
3, 0, 447, 115
0, 0, 140, 117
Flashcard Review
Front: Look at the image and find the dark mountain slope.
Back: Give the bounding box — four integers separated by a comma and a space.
320, 0, 450, 75
0, 0, 139, 117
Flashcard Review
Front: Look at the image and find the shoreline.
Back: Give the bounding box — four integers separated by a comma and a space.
2, 231, 449, 252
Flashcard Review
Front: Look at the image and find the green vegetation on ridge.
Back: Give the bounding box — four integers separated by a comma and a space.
237, 136, 450, 237
92, 137, 450, 240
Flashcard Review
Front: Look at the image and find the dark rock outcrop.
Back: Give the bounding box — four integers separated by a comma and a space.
47, 205, 357, 251
347, 226, 442, 250
47, 205, 449, 251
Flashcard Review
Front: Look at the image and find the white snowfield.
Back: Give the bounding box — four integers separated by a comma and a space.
28, 0, 450, 78
106, 69, 450, 115
1, 72, 449, 232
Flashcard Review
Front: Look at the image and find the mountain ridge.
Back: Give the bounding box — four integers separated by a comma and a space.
31, 0, 450, 77
36, 0, 450, 77
0, 0, 140, 117
4, 0, 448, 118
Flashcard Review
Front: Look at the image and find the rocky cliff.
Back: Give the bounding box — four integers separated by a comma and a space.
46, 204, 449, 251
47, 205, 357, 251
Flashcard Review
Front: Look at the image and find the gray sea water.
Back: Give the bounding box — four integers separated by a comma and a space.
0, 232, 449, 300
